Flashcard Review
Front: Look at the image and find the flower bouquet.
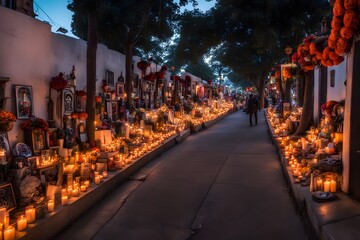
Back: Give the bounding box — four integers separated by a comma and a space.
21, 117, 49, 133
50, 73, 68, 92
0, 110, 16, 132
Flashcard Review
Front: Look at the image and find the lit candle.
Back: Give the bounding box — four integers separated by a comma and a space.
330, 180, 337, 192
61, 195, 68, 206
4, 213, 9, 227
293, 170, 298, 177
25, 205, 36, 224
75, 152, 79, 162
95, 176, 100, 185
47, 199, 55, 212
17, 215, 27, 231
80, 185, 86, 192
102, 171, 108, 178
324, 180, 331, 192
84, 180, 90, 189
316, 179, 323, 191
72, 187, 79, 197
4, 226, 15, 240
0, 208, 6, 224
313, 158, 318, 164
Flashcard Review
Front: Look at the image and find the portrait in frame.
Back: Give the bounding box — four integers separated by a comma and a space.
0, 183, 17, 212
14, 85, 34, 119
62, 87, 75, 115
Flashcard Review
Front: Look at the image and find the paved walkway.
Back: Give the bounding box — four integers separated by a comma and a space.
54, 110, 308, 240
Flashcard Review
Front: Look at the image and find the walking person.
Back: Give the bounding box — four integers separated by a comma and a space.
247, 94, 259, 126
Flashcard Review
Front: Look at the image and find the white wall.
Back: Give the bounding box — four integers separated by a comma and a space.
327, 60, 346, 102
0, 6, 126, 145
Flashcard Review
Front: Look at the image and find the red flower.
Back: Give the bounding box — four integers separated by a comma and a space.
76, 90, 87, 97
50, 73, 67, 92
137, 60, 150, 72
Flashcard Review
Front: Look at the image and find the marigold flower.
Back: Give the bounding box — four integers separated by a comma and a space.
343, 10, 359, 28
333, 1, 345, 16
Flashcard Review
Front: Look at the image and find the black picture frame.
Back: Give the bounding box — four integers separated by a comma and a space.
0, 183, 17, 212
106, 70, 115, 86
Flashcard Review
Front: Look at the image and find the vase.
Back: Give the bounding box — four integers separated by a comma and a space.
0, 121, 15, 132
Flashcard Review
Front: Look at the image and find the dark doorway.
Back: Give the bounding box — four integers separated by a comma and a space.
349, 40, 360, 200
318, 66, 328, 124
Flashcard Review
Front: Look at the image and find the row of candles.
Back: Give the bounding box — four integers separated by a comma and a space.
268, 107, 340, 194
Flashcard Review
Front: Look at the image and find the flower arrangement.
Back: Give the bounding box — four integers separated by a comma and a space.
145, 72, 156, 82
327, 0, 360, 65
321, 101, 338, 115
95, 96, 102, 103
75, 90, 87, 97
0, 110, 16, 122
71, 112, 79, 119
137, 60, 150, 72
155, 71, 164, 80
50, 73, 68, 92
79, 112, 88, 119
70, 112, 88, 119
21, 117, 48, 132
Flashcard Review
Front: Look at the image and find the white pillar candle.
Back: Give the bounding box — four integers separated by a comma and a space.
25, 205, 35, 224
47, 199, 55, 212
102, 171, 108, 178
125, 124, 130, 139
0, 208, 6, 224
324, 180, 331, 192
95, 176, 100, 185
330, 180, 337, 192
61, 195, 68, 206
72, 188, 79, 197
84, 180, 90, 189
4, 226, 15, 240
17, 215, 27, 231
80, 185, 86, 192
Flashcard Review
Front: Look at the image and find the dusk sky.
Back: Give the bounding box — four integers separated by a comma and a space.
34, 0, 215, 39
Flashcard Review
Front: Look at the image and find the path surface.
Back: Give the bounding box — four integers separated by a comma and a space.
54, 110, 308, 240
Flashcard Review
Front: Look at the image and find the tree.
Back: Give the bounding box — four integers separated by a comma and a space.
68, 0, 100, 146
69, 0, 198, 109
184, 59, 215, 81
173, 0, 330, 109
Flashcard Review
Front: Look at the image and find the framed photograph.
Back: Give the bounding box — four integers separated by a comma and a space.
14, 85, 34, 119
0, 132, 10, 156
79, 122, 85, 134
116, 82, 124, 97
62, 87, 75, 115
38, 164, 58, 193
80, 133, 88, 142
106, 70, 115, 86
31, 131, 45, 155
46, 128, 58, 148
50, 146, 60, 156
25, 156, 38, 169
0, 183, 17, 212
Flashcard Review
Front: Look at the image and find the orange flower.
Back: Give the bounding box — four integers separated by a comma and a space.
79, 112, 88, 119
333, 56, 345, 64
329, 51, 340, 60
71, 112, 79, 119
343, 10, 359, 28
333, 1, 345, 16
303, 64, 315, 71
0, 110, 16, 122
331, 16, 343, 30
321, 59, 329, 66
335, 47, 346, 55
282, 68, 293, 79
328, 38, 338, 49
337, 37, 351, 51
340, 26, 354, 39
326, 59, 335, 66
344, 0, 357, 9
322, 47, 332, 59
316, 52, 324, 60
309, 42, 317, 55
